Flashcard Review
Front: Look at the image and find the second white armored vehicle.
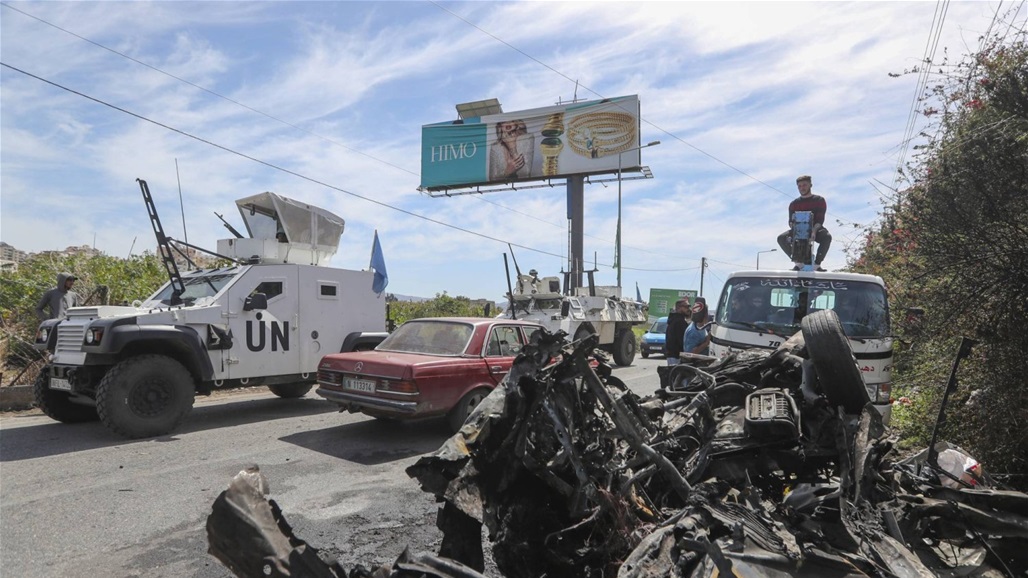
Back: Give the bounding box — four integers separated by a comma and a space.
502, 269, 648, 366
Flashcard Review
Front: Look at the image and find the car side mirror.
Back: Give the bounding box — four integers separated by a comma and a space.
244, 292, 268, 311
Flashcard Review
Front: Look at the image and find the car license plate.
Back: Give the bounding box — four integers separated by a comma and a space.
344, 377, 376, 393
50, 377, 72, 391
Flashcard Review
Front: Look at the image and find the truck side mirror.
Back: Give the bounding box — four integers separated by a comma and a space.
244, 292, 268, 311
560, 301, 571, 318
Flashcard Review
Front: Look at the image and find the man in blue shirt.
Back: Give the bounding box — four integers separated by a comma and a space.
683, 302, 711, 356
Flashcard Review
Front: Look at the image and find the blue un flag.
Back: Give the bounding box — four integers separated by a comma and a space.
370, 231, 388, 294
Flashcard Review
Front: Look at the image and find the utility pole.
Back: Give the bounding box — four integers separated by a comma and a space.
700, 257, 707, 296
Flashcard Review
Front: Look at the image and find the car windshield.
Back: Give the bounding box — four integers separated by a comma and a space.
649, 320, 667, 334
716, 276, 889, 337
377, 320, 475, 356
147, 270, 240, 306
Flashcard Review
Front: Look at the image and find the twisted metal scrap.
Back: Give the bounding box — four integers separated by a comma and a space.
407, 330, 1028, 578
207, 330, 1028, 578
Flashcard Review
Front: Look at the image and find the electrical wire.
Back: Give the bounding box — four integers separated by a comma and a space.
0, 1, 705, 264
0, 61, 573, 261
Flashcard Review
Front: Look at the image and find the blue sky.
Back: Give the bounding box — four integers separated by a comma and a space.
2, 1, 1022, 304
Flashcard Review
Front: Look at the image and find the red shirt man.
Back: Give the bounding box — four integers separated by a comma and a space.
777, 175, 832, 270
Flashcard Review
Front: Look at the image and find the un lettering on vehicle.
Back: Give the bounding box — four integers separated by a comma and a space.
246, 320, 289, 352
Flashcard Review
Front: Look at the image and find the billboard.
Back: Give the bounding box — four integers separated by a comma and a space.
649, 288, 698, 318
420, 95, 641, 191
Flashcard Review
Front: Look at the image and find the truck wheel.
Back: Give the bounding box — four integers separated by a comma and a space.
96, 355, 195, 439
801, 309, 869, 414
612, 330, 636, 366
268, 383, 313, 398
447, 388, 490, 433
32, 371, 99, 423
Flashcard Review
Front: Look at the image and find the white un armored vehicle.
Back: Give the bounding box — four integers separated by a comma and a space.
33, 179, 386, 438
503, 268, 648, 366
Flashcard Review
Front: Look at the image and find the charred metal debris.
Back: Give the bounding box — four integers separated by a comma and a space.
207, 323, 1028, 577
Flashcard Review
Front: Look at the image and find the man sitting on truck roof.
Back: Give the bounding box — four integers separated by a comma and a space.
776, 175, 832, 271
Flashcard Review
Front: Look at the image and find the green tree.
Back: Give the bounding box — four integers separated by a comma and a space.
852, 25, 1028, 487
386, 293, 494, 328
0, 252, 167, 383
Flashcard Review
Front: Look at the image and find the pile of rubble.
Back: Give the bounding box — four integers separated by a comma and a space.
207, 312, 1028, 577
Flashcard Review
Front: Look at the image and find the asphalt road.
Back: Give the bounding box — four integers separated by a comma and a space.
0, 356, 666, 578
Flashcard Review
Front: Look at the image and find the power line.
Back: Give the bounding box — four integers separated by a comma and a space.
429, 1, 790, 198
0, 1, 700, 263
0, 61, 572, 261
431, 1, 867, 228
895, 0, 951, 182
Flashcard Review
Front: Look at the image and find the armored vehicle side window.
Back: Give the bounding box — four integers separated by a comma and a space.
250, 282, 283, 300
320, 284, 337, 297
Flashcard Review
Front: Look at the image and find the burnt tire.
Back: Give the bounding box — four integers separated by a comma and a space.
612, 330, 636, 366
268, 383, 313, 399
96, 354, 195, 439
32, 370, 99, 423
447, 388, 490, 433
801, 309, 869, 414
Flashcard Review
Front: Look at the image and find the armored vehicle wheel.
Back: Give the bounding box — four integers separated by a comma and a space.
96, 354, 195, 439
447, 388, 489, 433
268, 383, 313, 398
32, 371, 99, 423
612, 330, 636, 366
801, 309, 869, 414
573, 325, 594, 343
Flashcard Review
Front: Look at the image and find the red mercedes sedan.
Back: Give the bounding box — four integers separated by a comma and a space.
316, 317, 543, 431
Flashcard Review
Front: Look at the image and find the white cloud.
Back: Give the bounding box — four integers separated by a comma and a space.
1, 1, 1019, 301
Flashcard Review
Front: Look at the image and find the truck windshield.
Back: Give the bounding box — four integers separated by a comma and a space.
148, 270, 239, 306
716, 277, 889, 337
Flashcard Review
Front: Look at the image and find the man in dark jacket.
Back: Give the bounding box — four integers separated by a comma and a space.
777, 175, 832, 271
664, 299, 691, 365
36, 272, 80, 320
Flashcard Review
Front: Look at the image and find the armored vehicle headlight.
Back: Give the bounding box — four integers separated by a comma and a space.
85, 327, 105, 344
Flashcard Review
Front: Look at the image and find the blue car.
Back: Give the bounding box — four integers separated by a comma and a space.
640, 317, 668, 358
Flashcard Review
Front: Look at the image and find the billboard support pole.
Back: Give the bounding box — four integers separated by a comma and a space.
568, 175, 584, 291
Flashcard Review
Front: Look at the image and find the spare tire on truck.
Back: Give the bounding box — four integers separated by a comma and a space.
800, 309, 870, 414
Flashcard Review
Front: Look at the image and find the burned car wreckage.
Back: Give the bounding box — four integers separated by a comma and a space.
207, 310, 1028, 577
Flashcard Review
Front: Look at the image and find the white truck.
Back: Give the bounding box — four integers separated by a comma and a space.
709, 269, 893, 421
502, 269, 648, 366
33, 181, 386, 438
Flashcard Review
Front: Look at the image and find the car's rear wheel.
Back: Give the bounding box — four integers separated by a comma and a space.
641, 350, 649, 359
801, 309, 869, 414
268, 383, 313, 398
33, 370, 99, 423
447, 388, 490, 433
